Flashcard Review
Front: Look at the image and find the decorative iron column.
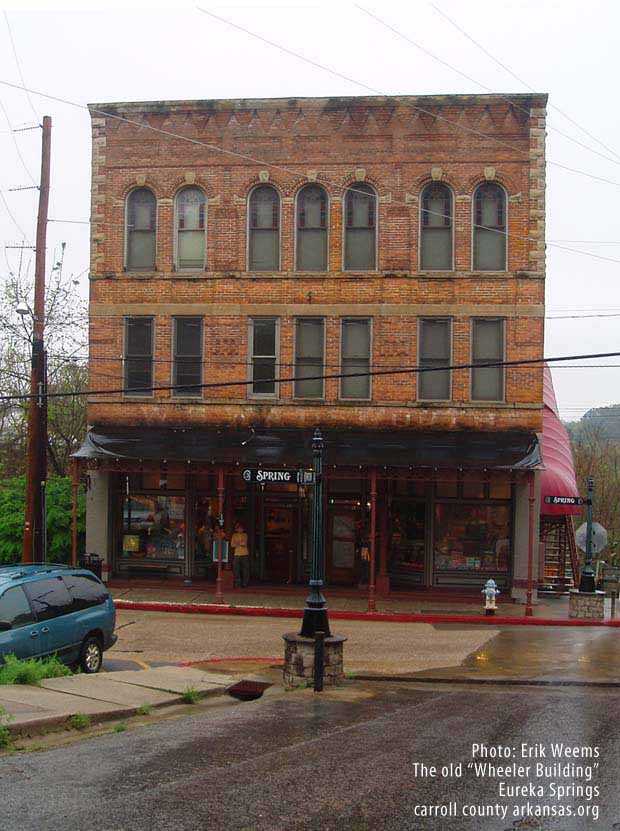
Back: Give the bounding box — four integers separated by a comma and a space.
579, 477, 596, 593
368, 469, 377, 612
300, 428, 331, 638
215, 466, 225, 604
525, 472, 536, 616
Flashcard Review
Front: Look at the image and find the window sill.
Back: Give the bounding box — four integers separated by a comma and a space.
121, 394, 156, 401
247, 395, 279, 401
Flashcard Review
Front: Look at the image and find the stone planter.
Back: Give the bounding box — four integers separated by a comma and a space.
282, 632, 347, 687
569, 589, 605, 621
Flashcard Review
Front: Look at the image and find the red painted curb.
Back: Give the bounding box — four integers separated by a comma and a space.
177, 658, 282, 667
113, 599, 620, 627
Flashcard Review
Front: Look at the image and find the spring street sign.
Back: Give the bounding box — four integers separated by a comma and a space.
543, 496, 586, 506
242, 468, 315, 485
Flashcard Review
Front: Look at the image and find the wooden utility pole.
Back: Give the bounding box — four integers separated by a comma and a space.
22, 116, 51, 564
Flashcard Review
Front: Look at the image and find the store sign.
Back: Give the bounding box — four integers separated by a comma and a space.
242, 468, 314, 485
544, 496, 585, 506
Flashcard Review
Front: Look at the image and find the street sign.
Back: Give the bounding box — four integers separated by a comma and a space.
242, 468, 314, 485
576, 521, 608, 555
544, 495, 586, 506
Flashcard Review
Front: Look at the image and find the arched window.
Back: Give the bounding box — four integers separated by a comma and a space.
420, 183, 453, 270
473, 183, 507, 271
296, 184, 328, 271
126, 188, 157, 271
248, 185, 280, 271
344, 183, 376, 271
175, 187, 206, 270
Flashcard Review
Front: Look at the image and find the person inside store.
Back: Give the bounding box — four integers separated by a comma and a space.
356, 519, 370, 587
231, 522, 250, 588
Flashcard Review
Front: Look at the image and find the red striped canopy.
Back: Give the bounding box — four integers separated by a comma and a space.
541, 365, 581, 516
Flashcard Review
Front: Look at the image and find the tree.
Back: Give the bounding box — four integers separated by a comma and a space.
0, 475, 85, 565
569, 421, 620, 553
0, 243, 88, 477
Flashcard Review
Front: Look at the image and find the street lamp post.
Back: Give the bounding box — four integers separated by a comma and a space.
300, 428, 331, 638
579, 476, 596, 593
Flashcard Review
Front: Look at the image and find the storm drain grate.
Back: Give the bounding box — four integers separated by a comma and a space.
227, 680, 272, 702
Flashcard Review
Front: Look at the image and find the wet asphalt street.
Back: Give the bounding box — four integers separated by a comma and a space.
2, 682, 619, 831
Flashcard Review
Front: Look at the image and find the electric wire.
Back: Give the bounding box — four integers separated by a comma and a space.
2, 78, 620, 267
355, 4, 620, 171
3, 12, 39, 122
2, 349, 620, 404
429, 2, 620, 163
0, 98, 37, 187
195, 6, 620, 190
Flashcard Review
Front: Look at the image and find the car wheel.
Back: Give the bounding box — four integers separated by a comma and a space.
79, 636, 103, 674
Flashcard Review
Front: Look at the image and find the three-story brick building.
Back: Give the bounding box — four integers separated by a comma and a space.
77, 92, 547, 605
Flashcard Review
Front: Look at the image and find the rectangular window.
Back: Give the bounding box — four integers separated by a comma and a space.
173, 317, 203, 396
471, 318, 505, 401
249, 317, 278, 396
418, 318, 451, 401
340, 318, 371, 399
294, 318, 325, 399
121, 495, 186, 562
124, 317, 153, 396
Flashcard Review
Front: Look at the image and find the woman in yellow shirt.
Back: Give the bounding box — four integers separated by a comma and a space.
231, 522, 250, 588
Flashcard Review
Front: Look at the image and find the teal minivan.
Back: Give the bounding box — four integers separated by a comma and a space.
0, 565, 117, 673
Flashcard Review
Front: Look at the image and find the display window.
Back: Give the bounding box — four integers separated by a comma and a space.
433, 503, 510, 573
121, 495, 186, 562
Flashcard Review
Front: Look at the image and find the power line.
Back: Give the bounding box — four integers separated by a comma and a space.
3, 79, 620, 268
356, 4, 620, 171
0, 98, 37, 187
62, 355, 620, 368
3, 12, 39, 122
2, 349, 620, 404
196, 6, 620, 191
429, 2, 620, 163
547, 313, 620, 320
0, 189, 31, 243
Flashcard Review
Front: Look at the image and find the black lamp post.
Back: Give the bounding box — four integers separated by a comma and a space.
300, 428, 331, 638
579, 476, 596, 593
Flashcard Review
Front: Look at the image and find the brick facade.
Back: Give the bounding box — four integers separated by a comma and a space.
87, 93, 547, 433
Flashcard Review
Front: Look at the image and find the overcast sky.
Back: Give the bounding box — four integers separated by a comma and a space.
1, 0, 619, 421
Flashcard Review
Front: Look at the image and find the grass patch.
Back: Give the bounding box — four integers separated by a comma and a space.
136, 704, 152, 716
181, 686, 200, 704
0, 654, 71, 686
0, 705, 12, 749
344, 670, 356, 680
67, 713, 91, 731
114, 723, 127, 733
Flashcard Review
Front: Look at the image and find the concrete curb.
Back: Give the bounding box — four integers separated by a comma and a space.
114, 599, 620, 627
4, 684, 229, 739
353, 674, 620, 688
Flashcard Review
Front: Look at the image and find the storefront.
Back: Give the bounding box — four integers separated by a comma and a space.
76, 425, 541, 599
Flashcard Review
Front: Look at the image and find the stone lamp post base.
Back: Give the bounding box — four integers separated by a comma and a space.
283, 633, 347, 687
569, 589, 605, 621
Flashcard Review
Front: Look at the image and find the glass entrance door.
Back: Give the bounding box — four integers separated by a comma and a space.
328, 510, 358, 585
263, 503, 296, 583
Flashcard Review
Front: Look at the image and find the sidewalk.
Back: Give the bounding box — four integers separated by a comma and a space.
0, 666, 235, 737
110, 583, 620, 625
